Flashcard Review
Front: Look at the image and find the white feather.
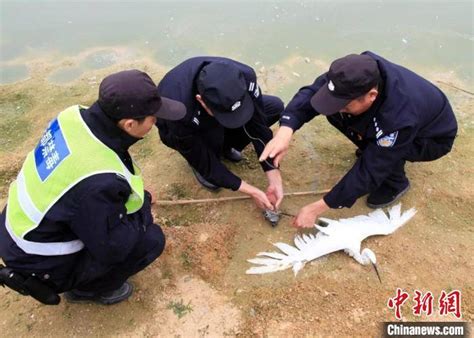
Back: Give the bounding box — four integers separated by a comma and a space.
256, 251, 288, 260
292, 261, 305, 276
247, 258, 282, 266
274, 242, 302, 256
302, 234, 312, 243
294, 235, 307, 251
246, 203, 416, 275
246, 263, 292, 274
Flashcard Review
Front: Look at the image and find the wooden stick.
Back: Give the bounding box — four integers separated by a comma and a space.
436, 81, 474, 95
155, 188, 331, 206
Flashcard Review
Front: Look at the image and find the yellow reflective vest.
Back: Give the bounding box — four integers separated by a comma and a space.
5, 105, 144, 256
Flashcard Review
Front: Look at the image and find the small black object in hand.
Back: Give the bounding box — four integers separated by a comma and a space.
263, 210, 280, 227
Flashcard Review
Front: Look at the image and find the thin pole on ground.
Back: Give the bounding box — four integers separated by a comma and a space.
436, 81, 474, 95
155, 189, 331, 206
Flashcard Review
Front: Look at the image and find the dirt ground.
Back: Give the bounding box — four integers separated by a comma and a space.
0, 51, 472, 336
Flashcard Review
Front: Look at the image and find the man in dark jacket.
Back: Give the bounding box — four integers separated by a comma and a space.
0, 70, 186, 304
260, 52, 457, 227
156, 57, 285, 211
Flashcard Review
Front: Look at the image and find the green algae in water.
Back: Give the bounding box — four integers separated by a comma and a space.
48, 66, 84, 84
46, 50, 120, 84
81, 50, 119, 70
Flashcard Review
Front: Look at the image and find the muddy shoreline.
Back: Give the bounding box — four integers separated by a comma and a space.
0, 55, 472, 336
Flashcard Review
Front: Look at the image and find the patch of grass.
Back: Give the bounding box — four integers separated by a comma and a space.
0, 92, 35, 152
161, 267, 174, 280
0, 166, 21, 196
223, 328, 238, 336
155, 205, 208, 228
167, 299, 193, 319
444, 286, 456, 294
0, 117, 32, 153
198, 324, 210, 336
132, 144, 154, 160
166, 182, 189, 200
0, 167, 18, 186
0, 92, 33, 119
180, 248, 193, 269
226, 147, 260, 174
156, 212, 200, 227
26, 323, 34, 332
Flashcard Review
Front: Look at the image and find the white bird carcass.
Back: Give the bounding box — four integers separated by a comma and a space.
246, 204, 416, 276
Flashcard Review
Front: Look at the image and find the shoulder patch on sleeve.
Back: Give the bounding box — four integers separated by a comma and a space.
376, 131, 398, 147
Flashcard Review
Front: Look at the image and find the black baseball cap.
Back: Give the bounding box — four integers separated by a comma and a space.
98, 69, 186, 121
310, 54, 381, 115
197, 62, 253, 129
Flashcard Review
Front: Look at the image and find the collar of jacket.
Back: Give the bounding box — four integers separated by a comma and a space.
80, 102, 141, 153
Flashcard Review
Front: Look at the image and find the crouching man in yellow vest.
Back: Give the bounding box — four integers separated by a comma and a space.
0, 70, 186, 305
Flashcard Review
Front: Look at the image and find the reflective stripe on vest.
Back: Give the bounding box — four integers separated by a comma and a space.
5, 105, 144, 256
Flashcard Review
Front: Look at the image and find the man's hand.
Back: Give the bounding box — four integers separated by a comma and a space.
265, 169, 283, 209
292, 199, 330, 228
238, 181, 274, 210
259, 126, 294, 167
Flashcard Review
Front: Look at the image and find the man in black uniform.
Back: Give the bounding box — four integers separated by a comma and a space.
0, 70, 186, 304
156, 57, 285, 211
260, 52, 457, 227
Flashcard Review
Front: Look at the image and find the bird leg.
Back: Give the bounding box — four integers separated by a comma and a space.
371, 262, 382, 283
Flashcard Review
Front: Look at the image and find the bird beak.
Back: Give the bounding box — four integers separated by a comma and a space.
371, 262, 382, 283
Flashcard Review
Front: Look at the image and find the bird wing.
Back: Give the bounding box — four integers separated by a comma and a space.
246, 231, 348, 275
246, 204, 417, 276
320, 204, 416, 241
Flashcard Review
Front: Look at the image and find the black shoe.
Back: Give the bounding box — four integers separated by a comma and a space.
222, 148, 242, 162
64, 281, 133, 305
355, 149, 362, 158
191, 168, 220, 191
367, 181, 411, 209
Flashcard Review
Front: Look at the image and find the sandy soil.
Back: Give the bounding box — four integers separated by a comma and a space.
0, 51, 472, 336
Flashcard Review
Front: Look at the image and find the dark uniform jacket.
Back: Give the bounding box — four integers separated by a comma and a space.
156, 56, 275, 191
280, 51, 457, 209
0, 103, 154, 276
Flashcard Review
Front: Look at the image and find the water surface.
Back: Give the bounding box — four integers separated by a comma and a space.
1, 0, 473, 86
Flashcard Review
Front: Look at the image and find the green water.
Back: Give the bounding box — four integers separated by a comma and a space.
47, 50, 121, 83
0, 64, 29, 83
0, 0, 473, 85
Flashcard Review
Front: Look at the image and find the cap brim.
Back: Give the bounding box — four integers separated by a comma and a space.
212, 93, 254, 129
155, 97, 187, 121
310, 86, 351, 116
